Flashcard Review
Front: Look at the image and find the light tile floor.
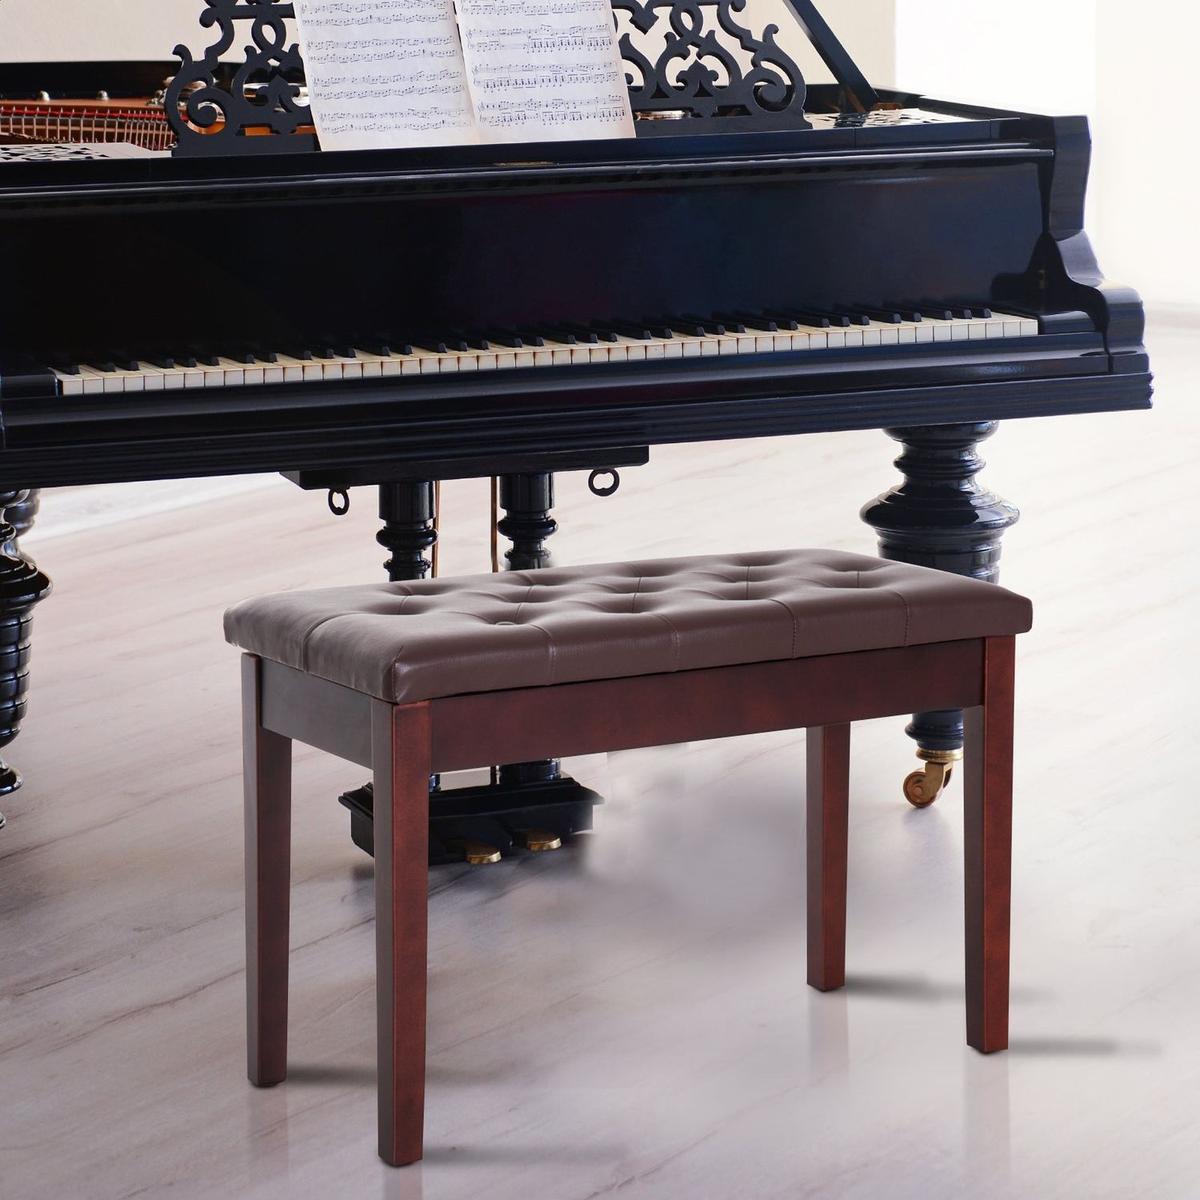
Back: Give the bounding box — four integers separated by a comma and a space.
0, 319, 1194, 1199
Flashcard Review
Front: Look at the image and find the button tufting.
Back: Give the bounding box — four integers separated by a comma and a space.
225, 548, 1033, 703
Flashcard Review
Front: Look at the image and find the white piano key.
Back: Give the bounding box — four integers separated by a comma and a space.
272, 355, 313, 383
992, 311, 1038, 337
52, 368, 85, 396
788, 331, 811, 352
77, 366, 109, 395
216, 358, 247, 387
860, 326, 882, 347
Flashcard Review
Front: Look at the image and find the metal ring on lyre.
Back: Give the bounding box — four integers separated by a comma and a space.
327, 488, 350, 516
588, 469, 621, 497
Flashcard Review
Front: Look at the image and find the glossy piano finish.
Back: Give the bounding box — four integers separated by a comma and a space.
0, 68, 1151, 800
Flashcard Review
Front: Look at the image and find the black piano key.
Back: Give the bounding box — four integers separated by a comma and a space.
968, 305, 993, 319
846, 306, 907, 324
677, 313, 725, 335
251, 349, 279, 364
106, 351, 142, 371
554, 325, 597, 344
633, 319, 676, 339
411, 338, 450, 354
837, 305, 899, 325
222, 348, 258, 365
907, 301, 955, 321
608, 320, 656, 341
361, 338, 413, 357
663, 314, 724, 336
280, 347, 315, 362
47, 357, 81, 376
882, 305, 926, 322
448, 330, 492, 351
768, 308, 831, 329
750, 310, 798, 330
90, 361, 117, 373
481, 328, 525, 348
793, 308, 855, 327
514, 330, 547, 347
561, 322, 612, 343
714, 311, 776, 332
536, 326, 581, 345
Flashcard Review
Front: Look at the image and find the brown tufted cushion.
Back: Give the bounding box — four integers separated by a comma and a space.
224, 549, 1032, 703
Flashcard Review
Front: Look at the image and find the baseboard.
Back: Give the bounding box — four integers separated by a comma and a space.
20, 474, 278, 546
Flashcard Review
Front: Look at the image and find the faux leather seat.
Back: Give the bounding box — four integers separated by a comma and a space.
223, 549, 1032, 703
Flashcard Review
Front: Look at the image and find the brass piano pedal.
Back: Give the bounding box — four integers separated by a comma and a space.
462, 839, 503, 865
516, 828, 563, 853
902, 748, 962, 808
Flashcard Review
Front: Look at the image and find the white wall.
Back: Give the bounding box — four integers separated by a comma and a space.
895, 0, 1197, 309
0, 1, 196, 61
0, 0, 896, 79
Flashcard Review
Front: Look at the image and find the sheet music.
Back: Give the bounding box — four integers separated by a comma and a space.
292, 0, 479, 149
455, 0, 635, 143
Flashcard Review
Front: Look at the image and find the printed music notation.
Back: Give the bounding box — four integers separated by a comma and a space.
456, 0, 634, 142
292, 0, 479, 148
292, 0, 633, 150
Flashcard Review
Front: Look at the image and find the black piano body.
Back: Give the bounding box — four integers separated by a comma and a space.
0, 49, 1150, 842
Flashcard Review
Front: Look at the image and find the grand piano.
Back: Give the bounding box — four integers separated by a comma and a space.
0, 0, 1151, 855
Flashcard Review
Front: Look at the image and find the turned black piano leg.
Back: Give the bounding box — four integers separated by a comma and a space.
494, 471, 572, 828
861, 423, 1019, 806
4, 488, 40, 562
377, 481, 437, 582
0, 489, 52, 827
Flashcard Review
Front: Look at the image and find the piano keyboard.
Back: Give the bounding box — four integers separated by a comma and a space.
49, 307, 1039, 397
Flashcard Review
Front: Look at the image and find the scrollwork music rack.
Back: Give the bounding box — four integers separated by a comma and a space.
169, 0, 875, 156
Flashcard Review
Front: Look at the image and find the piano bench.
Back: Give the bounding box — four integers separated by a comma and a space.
224, 549, 1032, 1166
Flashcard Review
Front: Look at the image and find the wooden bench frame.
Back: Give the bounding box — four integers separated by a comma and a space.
241, 633, 1016, 1166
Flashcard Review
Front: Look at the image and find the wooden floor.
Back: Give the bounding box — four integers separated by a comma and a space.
1, 319, 1195, 1199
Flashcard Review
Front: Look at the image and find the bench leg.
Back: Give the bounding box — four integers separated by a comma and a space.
243, 654, 293, 1087
373, 700, 432, 1167
964, 636, 1015, 1053
806, 723, 851, 992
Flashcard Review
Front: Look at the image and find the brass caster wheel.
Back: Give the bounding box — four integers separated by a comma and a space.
517, 828, 563, 853
462, 839, 502, 865
902, 749, 962, 808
